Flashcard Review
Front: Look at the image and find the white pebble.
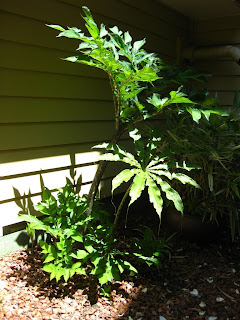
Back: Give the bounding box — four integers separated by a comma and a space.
0, 280, 6, 290
190, 289, 199, 296
216, 297, 224, 302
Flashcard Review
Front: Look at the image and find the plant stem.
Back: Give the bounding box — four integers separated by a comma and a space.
86, 129, 123, 215
112, 183, 132, 236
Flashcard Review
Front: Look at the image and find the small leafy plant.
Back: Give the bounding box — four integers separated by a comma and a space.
94, 127, 201, 233
19, 183, 90, 282
131, 226, 173, 269
19, 182, 139, 293
83, 223, 138, 293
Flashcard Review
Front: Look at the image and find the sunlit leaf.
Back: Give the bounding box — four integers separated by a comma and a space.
133, 39, 146, 52
157, 178, 183, 213
146, 174, 163, 219
129, 171, 146, 206
172, 173, 201, 189
112, 169, 137, 194
124, 31, 132, 44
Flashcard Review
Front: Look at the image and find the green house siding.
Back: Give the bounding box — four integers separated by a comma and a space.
0, 0, 187, 236
191, 15, 240, 106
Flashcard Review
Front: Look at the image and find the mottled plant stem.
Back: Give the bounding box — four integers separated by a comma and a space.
112, 183, 132, 236
86, 129, 123, 216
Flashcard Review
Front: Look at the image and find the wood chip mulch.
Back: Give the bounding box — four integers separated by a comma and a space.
0, 232, 240, 320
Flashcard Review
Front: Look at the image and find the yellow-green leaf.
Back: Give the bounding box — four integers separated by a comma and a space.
112, 169, 137, 194
129, 171, 146, 206
146, 175, 163, 219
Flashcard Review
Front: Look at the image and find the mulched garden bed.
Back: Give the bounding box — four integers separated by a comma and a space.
0, 223, 239, 320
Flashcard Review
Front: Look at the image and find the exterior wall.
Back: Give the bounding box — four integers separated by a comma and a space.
190, 15, 240, 107
0, 0, 188, 236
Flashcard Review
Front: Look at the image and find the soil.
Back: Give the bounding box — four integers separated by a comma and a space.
0, 215, 240, 320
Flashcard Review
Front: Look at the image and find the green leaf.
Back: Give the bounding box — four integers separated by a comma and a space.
124, 31, 132, 44
168, 160, 201, 171
35, 203, 49, 214
39, 241, 57, 257
208, 107, 228, 116
64, 56, 104, 70
63, 269, 71, 282
98, 152, 140, 168
131, 66, 159, 82
148, 162, 168, 171
129, 171, 146, 206
55, 241, 64, 251
98, 271, 112, 285
42, 263, 55, 273
100, 24, 108, 38
128, 127, 142, 142
170, 91, 193, 104
133, 39, 146, 52
147, 93, 162, 107
55, 269, 63, 282
72, 262, 82, 270
232, 182, 240, 198
186, 107, 202, 123
44, 255, 55, 263
112, 169, 137, 194
91, 255, 102, 267
116, 260, 125, 273
97, 153, 120, 161
71, 233, 83, 242
146, 175, 163, 219
109, 26, 122, 35
50, 269, 56, 281
172, 173, 201, 189
85, 245, 94, 253
82, 6, 99, 39
208, 173, 214, 192
201, 110, 211, 121
72, 250, 89, 260
77, 42, 91, 50
121, 87, 145, 100
121, 260, 138, 274
93, 143, 136, 163
57, 28, 82, 39
75, 268, 87, 275
46, 24, 66, 32
19, 215, 47, 231
42, 188, 51, 201
109, 33, 126, 50
157, 178, 183, 214
109, 261, 121, 281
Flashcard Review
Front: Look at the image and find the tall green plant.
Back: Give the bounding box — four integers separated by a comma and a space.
47, 6, 221, 215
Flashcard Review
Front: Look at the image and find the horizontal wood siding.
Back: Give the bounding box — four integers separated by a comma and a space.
190, 15, 240, 106
0, 0, 187, 235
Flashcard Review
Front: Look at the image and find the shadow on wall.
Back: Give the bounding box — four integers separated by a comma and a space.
0, 154, 86, 245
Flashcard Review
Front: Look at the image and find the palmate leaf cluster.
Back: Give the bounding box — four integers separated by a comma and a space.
94, 127, 201, 220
